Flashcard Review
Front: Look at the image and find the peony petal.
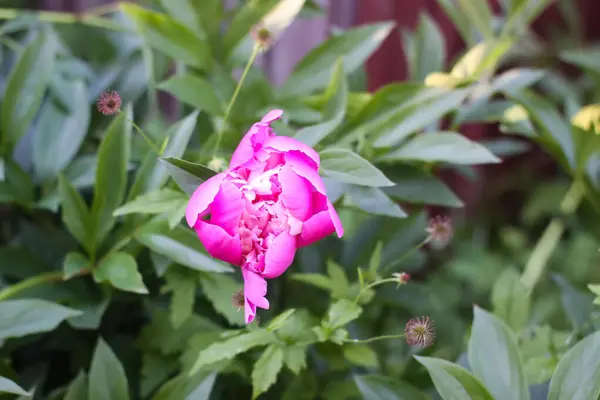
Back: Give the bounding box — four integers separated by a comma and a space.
196, 221, 243, 265
297, 210, 336, 248
327, 199, 344, 238
262, 231, 297, 278
242, 268, 269, 323
185, 172, 227, 227
264, 136, 320, 167
229, 127, 256, 170
278, 165, 313, 221
283, 151, 326, 195
209, 181, 244, 235
261, 109, 283, 123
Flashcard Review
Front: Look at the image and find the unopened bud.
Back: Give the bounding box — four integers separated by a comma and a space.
208, 157, 227, 173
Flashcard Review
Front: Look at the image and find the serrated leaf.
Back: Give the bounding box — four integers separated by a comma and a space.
93, 252, 148, 294
283, 346, 307, 375
164, 267, 197, 328
197, 273, 244, 325
0, 299, 82, 341
251, 345, 284, 399
267, 309, 296, 332
88, 338, 130, 400
325, 299, 362, 331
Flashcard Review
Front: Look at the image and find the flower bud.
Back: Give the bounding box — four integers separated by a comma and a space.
96, 90, 121, 115
208, 157, 227, 173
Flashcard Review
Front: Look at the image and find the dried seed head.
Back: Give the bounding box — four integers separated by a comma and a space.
97, 90, 121, 115
426, 215, 453, 249
405, 316, 435, 348
231, 289, 245, 311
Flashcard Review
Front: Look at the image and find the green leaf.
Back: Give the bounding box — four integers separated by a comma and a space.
1, 30, 57, 152
560, 48, 600, 75
93, 252, 148, 294
64, 371, 88, 400
0, 376, 29, 396
343, 344, 378, 368
92, 108, 131, 246
120, 3, 210, 70
343, 185, 407, 218
553, 274, 594, 330
33, 80, 90, 182
224, 0, 278, 56
88, 338, 130, 400
325, 299, 362, 331
380, 132, 500, 165
455, 0, 494, 39
158, 0, 206, 36
0, 159, 34, 205
282, 22, 394, 95
160, 157, 217, 195
414, 356, 494, 400
0, 299, 82, 341
164, 267, 197, 328
129, 112, 199, 198
354, 374, 428, 400
137, 222, 233, 273
251, 345, 284, 399
502, 0, 553, 37
63, 252, 90, 280
468, 306, 529, 400
491, 268, 530, 332
114, 188, 188, 217
197, 273, 245, 326
190, 330, 275, 375
368, 241, 383, 276
548, 330, 600, 400
403, 14, 446, 82
320, 148, 394, 187
327, 261, 349, 298
58, 175, 92, 252
267, 309, 296, 332
290, 273, 334, 292
588, 283, 600, 305
157, 74, 223, 115
372, 89, 470, 148
283, 346, 307, 375
185, 371, 218, 400
294, 59, 347, 147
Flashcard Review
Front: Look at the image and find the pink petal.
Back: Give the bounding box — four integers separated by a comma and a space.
284, 152, 326, 194
209, 181, 244, 235
229, 128, 256, 170
297, 210, 336, 248
242, 268, 270, 323
327, 199, 344, 238
196, 221, 243, 265
185, 172, 227, 227
264, 136, 320, 167
261, 109, 283, 123
278, 165, 313, 221
262, 231, 297, 278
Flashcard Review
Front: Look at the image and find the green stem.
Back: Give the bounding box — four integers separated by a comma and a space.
213, 43, 261, 157
521, 180, 585, 292
0, 7, 126, 31
0, 272, 63, 301
342, 334, 405, 344
382, 238, 430, 271
353, 277, 399, 305
120, 112, 163, 155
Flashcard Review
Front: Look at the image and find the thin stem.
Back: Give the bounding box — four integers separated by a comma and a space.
353, 277, 399, 305
120, 112, 163, 155
382, 237, 430, 271
0, 8, 127, 31
0, 272, 63, 301
213, 43, 261, 157
342, 334, 405, 344
521, 180, 585, 292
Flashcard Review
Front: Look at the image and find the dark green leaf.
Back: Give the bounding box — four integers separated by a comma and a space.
354, 374, 428, 400
114, 188, 188, 217
64, 371, 88, 400
197, 273, 245, 326
0, 155, 34, 205
190, 330, 275, 375
320, 148, 394, 187
548, 330, 600, 400
121, 3, 210, 70
380, 131, 500, 165
93, 252, 148, 294
455, 0, 494, 39
164, 267, 197, 328
344, 185, 407, 218
294, 59, 347, 147
33, 80, 90, 182
0, 299, 82, 341
136, 221, 232, 273
414, 356, 493, 400
491, 268, 530, 332
0, 376, 29, 396
58, 175, 92, 252
88, 338, 130, 400
1, 30, 57, 151
185, 372, 217, 400
281, 22, 394, 95
161, 157, 217, 182
468, 306, 529, 400
63, 252, 90, 280
157, 74, 223, 115
403, 14, 445, 82
252, 345, 284, 399
553, 274, 594, 330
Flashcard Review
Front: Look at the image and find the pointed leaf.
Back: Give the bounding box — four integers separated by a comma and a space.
325, 299, 362, 330
88, 338, 130, 400
114, 188, 188, 216
59, 175, 92, 252
93, 252, 148, 294
64, 371, 88, 400
320, 148, 394, 187
354, 374, 428, 400
157, 74, 223, 115
251, 345, 284, 399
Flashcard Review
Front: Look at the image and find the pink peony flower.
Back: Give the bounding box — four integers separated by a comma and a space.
186, 110, 344, 323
